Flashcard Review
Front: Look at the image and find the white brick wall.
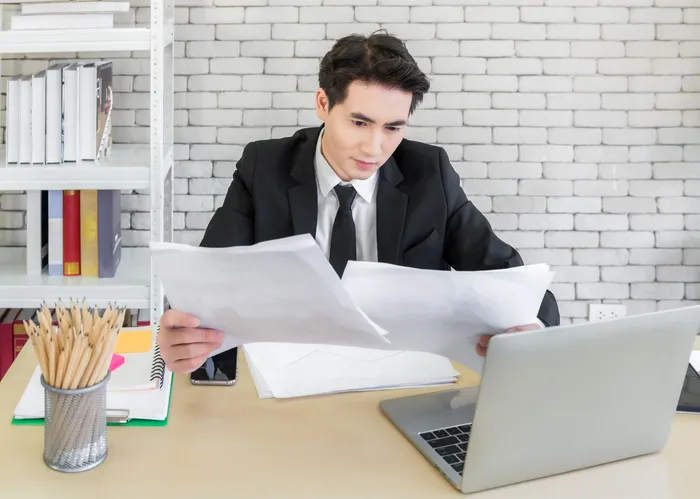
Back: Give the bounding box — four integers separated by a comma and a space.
1, 1, 699, 325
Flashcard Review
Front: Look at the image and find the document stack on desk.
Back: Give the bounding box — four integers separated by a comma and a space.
244, 343, 460, 399
13, 326, 173, 426
150, 235, 554, 375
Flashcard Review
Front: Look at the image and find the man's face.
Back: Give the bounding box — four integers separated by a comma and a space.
315, 81, 412, 182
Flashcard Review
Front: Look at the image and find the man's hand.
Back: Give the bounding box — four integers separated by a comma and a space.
476, 323, 542, 357
157, 309, 224, 374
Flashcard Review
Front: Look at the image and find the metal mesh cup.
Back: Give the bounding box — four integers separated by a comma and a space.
41, 372, 110, 473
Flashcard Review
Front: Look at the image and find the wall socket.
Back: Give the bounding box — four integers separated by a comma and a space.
589, 304, 627, 322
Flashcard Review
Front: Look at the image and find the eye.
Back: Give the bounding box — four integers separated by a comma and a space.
352, 120, 367, 127
386, 126, 400, 132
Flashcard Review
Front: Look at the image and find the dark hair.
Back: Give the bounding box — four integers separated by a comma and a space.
318, 30, 430, 115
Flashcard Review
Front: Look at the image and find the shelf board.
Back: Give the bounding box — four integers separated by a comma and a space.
0, 28, 151, 53
0, 144, 150, 191
0, 247, 150, 309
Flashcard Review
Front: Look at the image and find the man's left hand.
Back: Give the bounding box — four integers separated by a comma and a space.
476, 323, 542, 357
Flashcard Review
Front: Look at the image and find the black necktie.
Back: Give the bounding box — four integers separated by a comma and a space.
329, 184, 357, 277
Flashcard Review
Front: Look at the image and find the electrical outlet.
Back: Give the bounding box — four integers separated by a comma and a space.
589, 304, 627, 322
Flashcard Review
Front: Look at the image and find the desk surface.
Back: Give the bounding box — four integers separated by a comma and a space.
1, 340, 700, 499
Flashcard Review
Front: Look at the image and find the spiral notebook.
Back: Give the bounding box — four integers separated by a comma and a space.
109, 325, 167, 391
11, 326, 172, 426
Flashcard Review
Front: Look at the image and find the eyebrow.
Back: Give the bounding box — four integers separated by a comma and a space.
350, 112, 407, 127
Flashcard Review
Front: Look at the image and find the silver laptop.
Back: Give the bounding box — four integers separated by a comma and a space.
379, 305, 700, 494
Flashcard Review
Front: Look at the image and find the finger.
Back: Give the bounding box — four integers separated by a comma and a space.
476, 344, 486, 357
168, 341, 221, 363
170, 353, 210, 374
161, 309, 200, 330
167, 327, 223, 347
478, 335, 490, 347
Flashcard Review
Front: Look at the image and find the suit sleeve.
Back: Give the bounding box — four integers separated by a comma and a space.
199, 142, 257, 248
438, 148, 560, 327
197, 143, 259, 364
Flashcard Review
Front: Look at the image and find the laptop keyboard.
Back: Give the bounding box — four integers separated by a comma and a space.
419, 423, 471, 475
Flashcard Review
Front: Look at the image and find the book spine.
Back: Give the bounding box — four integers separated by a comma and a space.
48, 190, 64, 276
6, 78, 19, 164
31, 73, 46, 164
137, 308, 150, 326
12, 318, 28, 360
62, 190, 81, 276
18, 77, 32, 164
96, 61, 113, 159
46, 65, 63, 164
80, 190, 99, 277
62, 65, 79, 162
0, 327, 12, 381
79, 65, 97, 161
25, 191, 47, 276
22, 2, 131, 14
98, 190, 122, 278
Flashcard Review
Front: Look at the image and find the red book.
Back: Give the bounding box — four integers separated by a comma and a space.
0, 309, 20, 382
137, 309, 150, 326
63, 190, 81, 276
12, 309, 34, 361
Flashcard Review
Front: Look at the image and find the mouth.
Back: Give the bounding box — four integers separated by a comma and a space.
354, 159, 378, 170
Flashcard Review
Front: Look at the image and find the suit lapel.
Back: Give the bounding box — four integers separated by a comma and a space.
376, 157, 407, 264
287, 127, 321, 238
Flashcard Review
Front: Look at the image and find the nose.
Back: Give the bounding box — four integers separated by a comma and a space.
360, 130, 382, 159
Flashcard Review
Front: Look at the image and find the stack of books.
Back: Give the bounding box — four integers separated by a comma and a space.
29, 189, 123, 278
6, 60, 113, 165
7, 1, 131, 31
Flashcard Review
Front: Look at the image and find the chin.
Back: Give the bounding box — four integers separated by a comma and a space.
350, 169, 376, 181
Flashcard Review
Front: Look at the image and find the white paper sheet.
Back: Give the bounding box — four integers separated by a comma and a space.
150, 234, 554, 374
243, 343, 459, 399
150, 235, 391, 357
341, 261, 555, 374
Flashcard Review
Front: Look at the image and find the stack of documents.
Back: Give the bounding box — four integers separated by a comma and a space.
244, 343, 460, 399
13, 366, 173, 425
150, 234, 554, 378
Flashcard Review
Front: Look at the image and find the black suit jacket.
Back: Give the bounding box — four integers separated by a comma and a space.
200, 125, 559, 327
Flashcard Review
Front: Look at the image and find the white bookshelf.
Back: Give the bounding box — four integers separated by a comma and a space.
0, 247, 150, 308
0, 27, 156, 53
0, 0, 175, 327
0, 144, 155, 190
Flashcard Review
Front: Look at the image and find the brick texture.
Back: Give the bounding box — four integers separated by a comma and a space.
1, 1, 699, 323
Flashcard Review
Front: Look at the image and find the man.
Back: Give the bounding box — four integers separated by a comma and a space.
157, 31, 560, 374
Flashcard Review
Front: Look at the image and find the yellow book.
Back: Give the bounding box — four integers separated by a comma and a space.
80, 190, 99, 277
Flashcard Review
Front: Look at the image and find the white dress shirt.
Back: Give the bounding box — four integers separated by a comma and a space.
313, 128, 379, 263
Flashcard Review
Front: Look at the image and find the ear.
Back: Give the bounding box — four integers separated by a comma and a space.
315, 88, 329, 121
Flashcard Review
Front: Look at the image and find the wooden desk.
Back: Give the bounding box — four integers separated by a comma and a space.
2, 341, 700, 499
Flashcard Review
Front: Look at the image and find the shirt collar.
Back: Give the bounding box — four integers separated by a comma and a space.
314, 127, 378, 203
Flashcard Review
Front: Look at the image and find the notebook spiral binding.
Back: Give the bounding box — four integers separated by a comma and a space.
149, 325, 166, 389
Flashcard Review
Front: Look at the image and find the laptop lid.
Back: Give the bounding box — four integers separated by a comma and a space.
460, 305, 700, 494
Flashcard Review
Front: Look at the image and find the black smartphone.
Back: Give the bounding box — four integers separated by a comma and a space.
677, 363, 700, 414
190, 347, 238, 386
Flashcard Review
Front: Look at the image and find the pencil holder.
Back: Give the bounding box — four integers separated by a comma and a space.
41, 372, 110, 473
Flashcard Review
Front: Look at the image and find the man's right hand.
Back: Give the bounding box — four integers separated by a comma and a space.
157, 310, 224, 374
